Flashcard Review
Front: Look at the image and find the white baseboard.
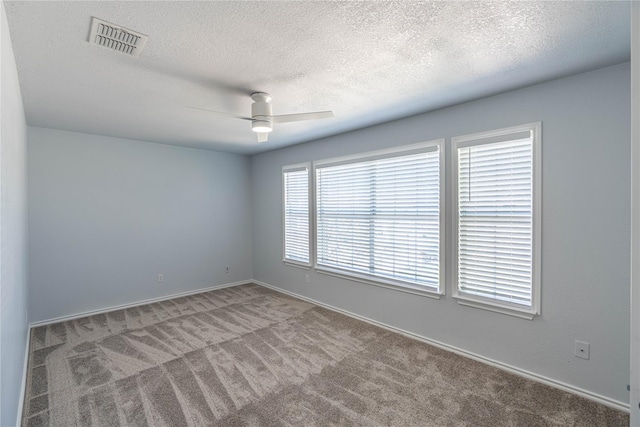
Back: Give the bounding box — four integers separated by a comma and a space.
16, 325, 30, 427
29, 280, 252, 328
253, 280, 630, 414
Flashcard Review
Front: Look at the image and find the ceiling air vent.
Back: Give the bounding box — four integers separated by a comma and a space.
88, 17, 148, 58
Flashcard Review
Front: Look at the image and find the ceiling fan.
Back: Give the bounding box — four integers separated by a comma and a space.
188, 92, 334, 142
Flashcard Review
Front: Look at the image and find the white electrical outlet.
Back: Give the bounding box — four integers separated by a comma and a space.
157, 273, 164, 283
305, 274, 310, 283
575, 340, 590, 360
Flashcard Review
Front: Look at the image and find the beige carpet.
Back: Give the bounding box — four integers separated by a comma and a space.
22, 283, 628, 426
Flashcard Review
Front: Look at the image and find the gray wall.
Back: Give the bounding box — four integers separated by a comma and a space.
28, 127, 253, 322
251, 63, 631, 405
0, 2, 28, 426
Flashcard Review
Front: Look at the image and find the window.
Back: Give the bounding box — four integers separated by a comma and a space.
283, 164, 311, 266
282, 124, 541, 318
452, 123, 541, 318
314, 141, 444, 295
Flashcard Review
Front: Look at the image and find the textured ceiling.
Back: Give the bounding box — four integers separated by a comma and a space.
4, 1, 631, 155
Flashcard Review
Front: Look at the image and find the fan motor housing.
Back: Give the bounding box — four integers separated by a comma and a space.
251, 93, 274, 133
251, 103, 272, 118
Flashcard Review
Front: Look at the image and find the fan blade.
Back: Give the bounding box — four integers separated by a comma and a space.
186, 106, 252, 121
272, 111, 334, 124
256, 132, 269, 142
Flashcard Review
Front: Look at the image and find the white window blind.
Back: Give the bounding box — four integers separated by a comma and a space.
283, 165, 310, 265
453, 123, 540, 314
315, 143, 442, 293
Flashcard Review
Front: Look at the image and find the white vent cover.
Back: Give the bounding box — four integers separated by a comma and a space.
88, 17, 148, 58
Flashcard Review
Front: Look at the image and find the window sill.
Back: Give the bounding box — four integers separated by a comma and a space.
283, 260, 312, 270
454, 295, 537, 320
315, 266, 442, 299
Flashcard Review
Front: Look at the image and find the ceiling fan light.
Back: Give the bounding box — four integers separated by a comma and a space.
252, 120, 272, 133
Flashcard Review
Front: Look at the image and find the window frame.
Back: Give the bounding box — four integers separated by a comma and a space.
451, 122, 542, 319
312, 139, 446, 298
282, 163, 312, 269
